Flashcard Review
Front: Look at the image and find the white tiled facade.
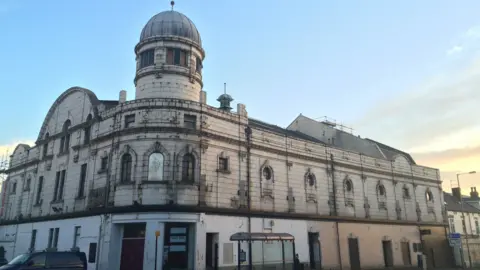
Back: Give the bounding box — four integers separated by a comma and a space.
0, 7, 450, 270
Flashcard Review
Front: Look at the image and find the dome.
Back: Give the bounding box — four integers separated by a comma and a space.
140, 10, 201, 45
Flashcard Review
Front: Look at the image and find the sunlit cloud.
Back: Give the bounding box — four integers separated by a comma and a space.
354, 25, 480, 190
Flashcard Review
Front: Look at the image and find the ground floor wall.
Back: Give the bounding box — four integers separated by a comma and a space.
0, 213, 449, 270
420, 225, 453, 269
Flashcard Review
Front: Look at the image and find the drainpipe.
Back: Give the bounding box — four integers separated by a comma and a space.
245, 125, 252, 270
95, 214, 105, 270
329, 152, 343, 270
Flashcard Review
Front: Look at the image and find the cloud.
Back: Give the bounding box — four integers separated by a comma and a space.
354, 56, 480, 153
353, 25, 480, 191
447, 45, 463, 55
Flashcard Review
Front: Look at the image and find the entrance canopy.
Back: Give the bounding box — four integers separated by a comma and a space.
229, 232, 295, 242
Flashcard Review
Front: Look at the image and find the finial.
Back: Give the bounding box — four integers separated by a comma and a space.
170, 1, 175, 11
224, 83, 227, 94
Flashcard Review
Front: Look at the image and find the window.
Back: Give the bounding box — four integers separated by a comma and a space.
196, 57, 202, 73
100, 156, 108, 171
84, 114, 92, 145
59, 120, 71, 153
48, 228, 60, 249
403, 186, 410, 199
124, 114, 135, 128
426, 190, 433, 202
449, 217, 456, 233
148, 153, 164, 181
166, 48, 188, 66
26, 253, 46, 267
78, 164, 87, 198
475, 218, 479, 234
30, 229, 37, 251
43, 133, 49, 158
344, 179, 353, 192
121, 154, 133, 183
184, 114, 196, 129
462, 217, 467, 232
377, 184, 386, 196
35, 176, 43, 205
218, 157, 228, 171
182, 154, 195, 182
11, 182, 16, 194
48, 252, 84, 267
53, 170, 66, 201
73, 226, 81, 249
139, 49, 155, 69
24, 177, 31, 191
307, 173, 316, 187
263, 167, 273, 181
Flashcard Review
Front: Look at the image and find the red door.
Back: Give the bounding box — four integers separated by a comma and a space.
120, 238, 145, 270
120, 223, 146, 270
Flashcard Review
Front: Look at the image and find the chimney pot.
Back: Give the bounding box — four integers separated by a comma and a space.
119, 90, 127, 103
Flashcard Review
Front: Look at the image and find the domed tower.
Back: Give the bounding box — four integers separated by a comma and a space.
134, 2, 205, 101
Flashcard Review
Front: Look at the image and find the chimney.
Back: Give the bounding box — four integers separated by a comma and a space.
119, 90, 127, 103
452, 187, 461, 200
471, 187, 479, 199
199, 91, 207, 104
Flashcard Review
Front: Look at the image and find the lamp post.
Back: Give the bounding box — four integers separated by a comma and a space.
457, 171, 476, 268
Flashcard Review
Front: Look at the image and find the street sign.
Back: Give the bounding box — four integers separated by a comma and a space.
155, 231, 161, 237
449, 233, 461, 239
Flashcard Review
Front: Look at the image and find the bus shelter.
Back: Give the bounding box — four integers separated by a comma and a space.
229, 232, 296, 270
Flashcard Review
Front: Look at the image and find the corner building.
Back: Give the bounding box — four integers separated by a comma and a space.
0, 7, 453, 270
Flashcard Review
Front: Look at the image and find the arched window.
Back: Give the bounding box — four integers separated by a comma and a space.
345, 179, 353, 192
148, 153, 164, 181
120, 154, 132, 183
307, 174, 316, 187
84, 114, 92, 145
426, 190, 434, 202
377, 184, 386, 197
60, 120, 71, 153
43, 133, 49, 158
403, 185, 410, 199
182, 154, 195, 182
262, 167, 273, 181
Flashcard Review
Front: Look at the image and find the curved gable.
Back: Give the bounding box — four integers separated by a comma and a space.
10, 144, 31, 167
393, 154, 411, 167
36, 87, 101, 142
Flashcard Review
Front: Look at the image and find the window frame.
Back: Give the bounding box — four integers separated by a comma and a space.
78, 164, 87, 198
181, 154, 196, 183
184, 114, 197, 129
73, 226, 81, 249
139, 49, 155, 69
120, 154, 133, 183
124, 114, 135, 128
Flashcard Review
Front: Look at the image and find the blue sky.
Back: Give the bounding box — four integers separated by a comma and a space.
1, 0, 480, 183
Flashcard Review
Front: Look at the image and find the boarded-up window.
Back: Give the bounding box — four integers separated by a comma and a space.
223, 243, 234, 264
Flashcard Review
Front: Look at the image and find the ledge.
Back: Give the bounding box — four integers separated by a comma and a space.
0, 204, 450, 227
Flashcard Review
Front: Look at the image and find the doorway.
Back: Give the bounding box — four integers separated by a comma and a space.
348, 238, 361, 270
401, 241, 411, 265
308, 232, 321, 269
120, 223, 146, 270
382, 240, 394, 267
206, 233, 219, 270
163, 223, 190, 270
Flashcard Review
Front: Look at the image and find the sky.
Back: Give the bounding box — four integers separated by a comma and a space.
1, 0, 480, 191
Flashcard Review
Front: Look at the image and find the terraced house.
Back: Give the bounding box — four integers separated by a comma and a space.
0, 5, 452, 270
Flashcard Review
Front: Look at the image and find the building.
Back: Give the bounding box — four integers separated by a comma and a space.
445, 188, 480, 267
0, 4, 452, 270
